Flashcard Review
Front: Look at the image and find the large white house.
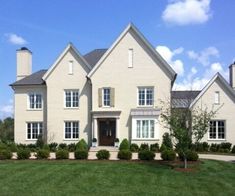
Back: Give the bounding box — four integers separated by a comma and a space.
11, 23, 235, 146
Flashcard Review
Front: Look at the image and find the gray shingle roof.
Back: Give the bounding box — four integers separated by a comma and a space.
171, 91, 201, 108
83, 49, 107, 67
10, 70, 47, 86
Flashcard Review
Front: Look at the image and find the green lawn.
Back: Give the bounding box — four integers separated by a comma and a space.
0, 160, 234, 196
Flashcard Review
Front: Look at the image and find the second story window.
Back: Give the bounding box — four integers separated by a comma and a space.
29, 93, 42, 109
103, 88, 111, 106
138, 87, 153, 106
65, 90, 79, 108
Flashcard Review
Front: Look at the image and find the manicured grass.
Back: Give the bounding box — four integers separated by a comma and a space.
0, 160, 235, 195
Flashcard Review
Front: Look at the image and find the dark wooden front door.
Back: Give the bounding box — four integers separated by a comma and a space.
98, 119, 116, 146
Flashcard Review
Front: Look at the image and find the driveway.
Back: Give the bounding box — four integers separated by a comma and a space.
199, 154, 235, 162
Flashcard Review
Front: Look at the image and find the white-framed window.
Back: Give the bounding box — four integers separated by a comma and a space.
28, 93, 42, 109
214, 91, 220, 104
64, 121, 79, 139
65, 90, 79, 108
69, 60, 73, 74
209, 120, 225, 140
132, 118, 157, 139
27, 122, 43, 140
103, 88, 110, 106
138, 87, 154, 106
128, 48, 133, 68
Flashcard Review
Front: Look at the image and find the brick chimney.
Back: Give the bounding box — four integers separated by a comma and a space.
16, 47, 32, 81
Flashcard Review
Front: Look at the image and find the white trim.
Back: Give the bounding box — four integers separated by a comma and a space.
137, 87, 154, 107
102, 87, 111, 107
43, 43, 91, 80
208, 120, 226, 140
63, 121, 80, 140
214, 91, 220, 104
26, 122, 43, 140
87, 23, 176, 79
128, 48, 133, 68
68, 60, 73, 75
190, 73, 235, 108
64, 89, 79, 108
27, 92, 43, 110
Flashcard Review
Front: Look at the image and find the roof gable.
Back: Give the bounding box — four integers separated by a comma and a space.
43, 43, 91, 80
189, 73, 235, 108
87, 23, 176, 80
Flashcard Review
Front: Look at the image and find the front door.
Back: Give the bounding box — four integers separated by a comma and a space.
98, 119, 116, 146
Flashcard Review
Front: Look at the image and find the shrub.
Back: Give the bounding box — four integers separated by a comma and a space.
130, 143, 139, 152
96, 150, 110, 160
75, 149, 88, 160
231, 145, 235, 153
161, 149, 176, 161
36, 134, 44, 149
202, 142, 210, 152
56, 149, 69, 159
162, 132, 173, 149
160, 144, 167, 152
0, 142, 8, 150
7, 142, 17, 152
58, 143, 68, 150
16, 143, 27, 150
27, 144, 37, 152
0, 149, 12, 160
48, 143, 58, 152
17, 148, 31, 160
210, 143, 220, 152
139, 143, 149, 151
119, 139, 129, 150
36, 149, 50, 159
118, 150, 132, 160
42, 144, 50, 151
76, 139, 88, 151
68, 143, 76, 152
150, 143, 159, 152
138, 150, 155, 161
220, 142, 232, 151
178, 150, 198, 161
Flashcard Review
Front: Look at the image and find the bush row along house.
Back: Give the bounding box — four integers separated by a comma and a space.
10, 23, 235, 146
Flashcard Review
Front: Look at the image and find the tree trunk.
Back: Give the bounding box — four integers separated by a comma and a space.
184, 156, 187, 169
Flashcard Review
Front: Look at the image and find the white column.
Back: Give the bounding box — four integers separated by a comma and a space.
93, 118, 98, 138
116, 117, 120, 139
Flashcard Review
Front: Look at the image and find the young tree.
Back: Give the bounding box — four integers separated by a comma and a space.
160, 100, 217, 168
0, 117, 14, 142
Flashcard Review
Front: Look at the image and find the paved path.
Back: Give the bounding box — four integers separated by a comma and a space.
198, 154, 235, 162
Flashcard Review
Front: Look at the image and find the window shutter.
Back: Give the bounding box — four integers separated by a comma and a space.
98, 88, 102, 107
110, 88, 115, 107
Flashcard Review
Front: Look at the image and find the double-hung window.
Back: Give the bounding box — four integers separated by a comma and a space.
103, 88, 110, 106
138, 87, 153, 106
29, 93, 42, 109
65, 90, 79, 108
64, 121, 79, 139
27, 122, 43, 140
136, 119, 155, 139
209, 120, 225, 140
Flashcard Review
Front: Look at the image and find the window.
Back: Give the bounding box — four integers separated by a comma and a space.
28, 93, 42, 109
69, 61, 73, 74
65, 90, 79, 108
103, 88, 110, 106
214, 91, 220, 104
135, 119, 155, 139
64, 121, 79, 139
138, 87, 153, 106
128, 49, 133, 68
209, 120, 225, 140
27, 122, 43, 140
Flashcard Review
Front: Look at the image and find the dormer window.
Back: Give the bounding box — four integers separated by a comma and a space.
69, 60, 73, 74
128, 49, 133, 68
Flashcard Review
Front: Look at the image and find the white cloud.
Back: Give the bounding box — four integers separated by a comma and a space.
162, 0, 212, 25
187, 47, 219, 66
5, 33, 27, 45
0, 99, 13, 119
156, 45, 184, 76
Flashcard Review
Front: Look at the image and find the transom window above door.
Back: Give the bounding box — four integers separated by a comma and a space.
138, 87, 154, 106
64, 90, 79, 108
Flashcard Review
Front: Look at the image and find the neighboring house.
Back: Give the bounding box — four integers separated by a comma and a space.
10, 23, 235, 146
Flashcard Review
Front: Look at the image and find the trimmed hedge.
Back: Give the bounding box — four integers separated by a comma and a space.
161, 149, 176, 161
75, 149, 88, 160
178, 150, 198, 161
118, 150, 132, 160
0, 149, 12, 160
76, 139, 88, 151
36, 149, 50, 159
119, 139, 129, 150
139, 143, 149, 151
68, 143, 76, 152
130, 143, 139, 152
138, 150, 155, 161
150, 143, 159, 152
17, 148, 31, 160
48, 143, 58, 152
56, 149, 69, 159
232, 145, 235, 153
96, 150, 110, 160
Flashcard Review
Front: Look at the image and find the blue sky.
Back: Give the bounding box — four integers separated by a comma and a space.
1, 0, 235, 119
